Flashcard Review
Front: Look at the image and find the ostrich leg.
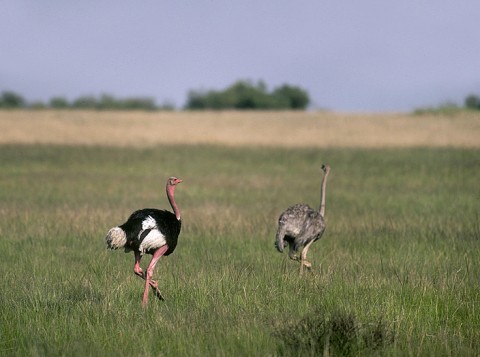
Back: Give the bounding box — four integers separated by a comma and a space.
134, 251, 165, 301
133, 251, 144, 277
142, 245, 169, 306
300, 240, 315, 274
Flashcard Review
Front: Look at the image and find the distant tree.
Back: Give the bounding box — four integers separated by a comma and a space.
225, 80, 274, 109
272, 84, 310, 110
0, 91, 25, 108
464, 94, 480, 110
29, 101, 47, 109
97, 94, 119, 110
205, 90, 230, 109
185, 80, 310, 110
72, 96, 97, 109
185, 88, 228, 109
185, 90, 208, 109
50, 97, 70, 109
121, 97, 157, 111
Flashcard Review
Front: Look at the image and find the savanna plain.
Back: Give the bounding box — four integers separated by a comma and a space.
0, 110, 479, 356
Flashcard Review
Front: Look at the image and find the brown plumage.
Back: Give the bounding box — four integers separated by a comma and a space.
275, 164, 331, 272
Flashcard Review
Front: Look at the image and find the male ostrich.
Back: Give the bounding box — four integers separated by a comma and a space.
275, 164, 330, 273
105, 176, 182, 306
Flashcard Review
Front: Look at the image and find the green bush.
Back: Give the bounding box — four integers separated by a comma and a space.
185, 80, 310, 110
49, 97, 70, 109
274, 309, 394, 356
272, 84, 310, 110
72, 95, 97, 109
0, 91, 25, 108
464, 94, 480, 110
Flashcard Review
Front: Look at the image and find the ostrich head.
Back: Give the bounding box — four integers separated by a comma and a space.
321, 164, 331, 174
167, 177, 183, 187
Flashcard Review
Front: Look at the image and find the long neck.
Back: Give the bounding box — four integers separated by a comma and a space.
318, 172, 329, 217
166, 186, 181, 220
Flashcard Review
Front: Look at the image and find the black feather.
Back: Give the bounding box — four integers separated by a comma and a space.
119, 208, 181, 256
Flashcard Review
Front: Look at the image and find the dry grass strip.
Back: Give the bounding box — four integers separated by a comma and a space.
1, 110, 479, 148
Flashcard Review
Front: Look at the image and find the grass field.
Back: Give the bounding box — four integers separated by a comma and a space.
0, 111, 479, 356
1, 110, 479, 148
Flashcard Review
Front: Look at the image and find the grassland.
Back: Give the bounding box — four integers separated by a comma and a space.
1, 110, 479, 148
0, 111, 479, 356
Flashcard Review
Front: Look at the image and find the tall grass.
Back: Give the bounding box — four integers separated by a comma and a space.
0, 144, 479, 356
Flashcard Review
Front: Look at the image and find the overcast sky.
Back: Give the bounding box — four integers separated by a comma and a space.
1, 1, 480, 112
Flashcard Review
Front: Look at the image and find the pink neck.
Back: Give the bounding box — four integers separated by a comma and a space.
166, 185, 181, 220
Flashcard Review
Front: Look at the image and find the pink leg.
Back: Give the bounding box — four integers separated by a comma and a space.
142, 245, 169, 307
134, 251, 164, 301
134, 251, 143, 277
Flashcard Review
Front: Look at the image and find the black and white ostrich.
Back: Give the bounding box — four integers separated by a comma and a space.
105, 176, 182, 306
275, 164, 330, 273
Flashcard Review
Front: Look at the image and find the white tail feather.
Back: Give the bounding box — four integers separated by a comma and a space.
105, 227, 127, 249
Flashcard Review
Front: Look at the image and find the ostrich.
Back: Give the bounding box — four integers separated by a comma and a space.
105, 176, 182, 306
275, 164, 330, 273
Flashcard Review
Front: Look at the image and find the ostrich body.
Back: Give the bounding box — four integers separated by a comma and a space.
275, 164, 330, 272
105, 176, 182, 306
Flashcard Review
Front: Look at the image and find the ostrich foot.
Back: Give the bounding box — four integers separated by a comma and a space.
149, 280, 165, 301
153, 287, 165, 301
142, 280, 165, 306
300, 261, 312, 275
303, 261, 312, 269
135, 271, 164, 300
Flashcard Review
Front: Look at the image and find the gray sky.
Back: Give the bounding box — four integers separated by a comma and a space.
1, 1, 479, 112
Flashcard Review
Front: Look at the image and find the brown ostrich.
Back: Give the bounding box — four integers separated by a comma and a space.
275, 164, 330, 273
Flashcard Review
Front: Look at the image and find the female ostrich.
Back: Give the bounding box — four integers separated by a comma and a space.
275, 164, 330, 273
105, 176, 182, 306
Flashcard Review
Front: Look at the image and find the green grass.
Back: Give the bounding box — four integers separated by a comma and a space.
0, 144, 479, 356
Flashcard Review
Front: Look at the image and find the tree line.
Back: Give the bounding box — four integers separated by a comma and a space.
0, 80, 310, 111
185, 80, 309, 110
413, 93, 480, 115
0, 91, 173, 111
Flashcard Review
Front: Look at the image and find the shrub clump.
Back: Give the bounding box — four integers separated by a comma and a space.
273, 309, 394, 356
